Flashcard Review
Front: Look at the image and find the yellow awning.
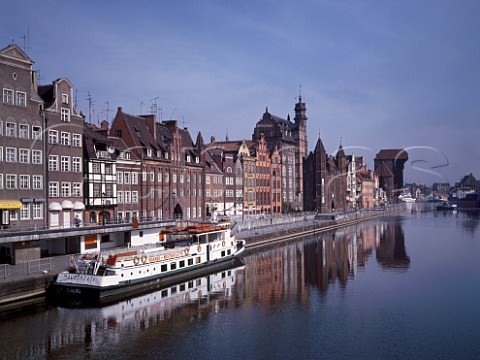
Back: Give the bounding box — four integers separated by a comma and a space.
0, 200, 23, 209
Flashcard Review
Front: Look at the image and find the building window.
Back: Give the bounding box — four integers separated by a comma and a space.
20, 203, 30, 220
61, 108, 70, 122
158, 172, 162, 182
93, 183, 101, 197
180, 174, 184, 183
150, 189, 155, 199
49, 155, 58, 171
125, 191, 131, 204
105, 184, 113, 197
61, 156, 70, 172
20, 175, 30, 189
16, 91, 26, 107
0, 121, 3, 136
19, 148, 29, 163
92, 162, 101, 173
72, 133, 81, 147
105, 163, 113, 174
33, 203, 43, 219
117, 191, 123, 204
72, 157, 81, 172
124, 172, 130, 184
6, 174, 17, 189
206, 176, 210, 185
49, 130, 58, 144
33, 175, 43, 189
0, 174, 3, 189
61, 182, 71, 197
19, 124, 29, 139
131, 172, 138, 185
61, 132, 70, 146
0, 146, 2, 162
6, 147, 16, 162
32, 126, 42, 140
6, 122, 16, 137
62, 94, 69, 104
49, 182, 58, 197
117, 171, 123, 184
132, 191, 138, 204
173, 173, 177, 183
73, 182, 82, 197
3, 89, 13, 104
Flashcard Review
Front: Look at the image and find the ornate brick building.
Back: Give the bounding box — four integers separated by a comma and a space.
303, 135, 347, 213
252, 97, 308, 211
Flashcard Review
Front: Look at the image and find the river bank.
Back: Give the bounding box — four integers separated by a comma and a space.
0, 205, 405, 314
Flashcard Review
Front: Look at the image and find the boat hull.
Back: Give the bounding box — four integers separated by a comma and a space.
50, 256, 244, 307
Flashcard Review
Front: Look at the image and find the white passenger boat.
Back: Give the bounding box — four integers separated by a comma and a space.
398, 193, 416, 203
51, 221, 245, 305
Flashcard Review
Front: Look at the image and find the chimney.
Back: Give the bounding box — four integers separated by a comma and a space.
141, 114, 157, 140
211, 136, 216, 144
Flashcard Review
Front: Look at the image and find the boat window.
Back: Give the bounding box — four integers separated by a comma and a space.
161, 264, 167, 272
179, 260, 185, 268
196, 256, 201, 264
180, 284, 186, 291
227, 250, 231, 256
171, 262, 177, 270
221, 250, 226, 257
199, 235, 207, 244
161, 289, 168, 298
188, 280, 194, 288
171, 287, 177, 295
188, 258, 193, 266
196, 279, 202, 286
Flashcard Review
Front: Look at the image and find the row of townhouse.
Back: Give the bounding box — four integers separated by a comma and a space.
0, 44, 85, 233
1, 42, 407, 263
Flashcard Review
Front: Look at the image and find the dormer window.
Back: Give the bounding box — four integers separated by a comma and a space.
195, 156, 199, 163
62, 94, 69, 104
165, 152, 169, 159
186, 155, 191, 163
157, 150, 162, 158
147, 148, 152, 157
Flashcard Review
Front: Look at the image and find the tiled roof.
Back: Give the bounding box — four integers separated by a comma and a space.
375, 149, 408, 160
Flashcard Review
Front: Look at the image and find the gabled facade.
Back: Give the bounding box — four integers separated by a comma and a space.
0, 44, 46, 232
83, 122, 117, 225
303, 136, 347, 213
110, 108, 203, 221
39, 78, 85, 228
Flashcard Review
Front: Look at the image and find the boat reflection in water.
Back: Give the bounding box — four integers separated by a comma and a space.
55, 264, 244, 332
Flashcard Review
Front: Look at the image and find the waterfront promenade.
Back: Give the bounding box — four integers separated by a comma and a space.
0, 206, 404, 309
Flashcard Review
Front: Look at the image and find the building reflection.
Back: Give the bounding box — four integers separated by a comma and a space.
243, 220, 410, 305
375, 222, 410, 271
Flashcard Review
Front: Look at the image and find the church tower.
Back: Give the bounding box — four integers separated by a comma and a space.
293, 94, 308, 210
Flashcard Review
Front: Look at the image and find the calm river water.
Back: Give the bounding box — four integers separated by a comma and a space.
2, 210, 480, 359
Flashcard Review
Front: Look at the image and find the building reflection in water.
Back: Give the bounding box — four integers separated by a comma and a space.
243, 220, 410, 303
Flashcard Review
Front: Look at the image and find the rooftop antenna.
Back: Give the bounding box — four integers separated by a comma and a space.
104, 101, 110, 123
140, 101, 144, 114
226, 129, 229, 141
181, 116, 188, 129
74, 89, 78, 109
20, 24, 31, 53
86, 92, 95, 123
150, 96, 159, 118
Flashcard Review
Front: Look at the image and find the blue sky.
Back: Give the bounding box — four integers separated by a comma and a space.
2, 0, 479, 185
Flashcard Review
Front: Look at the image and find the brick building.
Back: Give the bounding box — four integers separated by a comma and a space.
39, 78, 85, 228
0, 44, 46, 233
374, 149, 408, 203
